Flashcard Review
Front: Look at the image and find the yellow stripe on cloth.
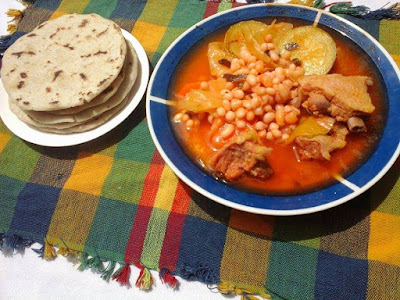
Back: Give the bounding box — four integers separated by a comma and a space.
131, 21, 167, 54
391, 54, 400, 69
0, 133, 11, 154
153, 166, 178, 211
53, 0, 90, 15
46, 189, 100, 252
64, 152, 113, 196
368, 211, 400, 267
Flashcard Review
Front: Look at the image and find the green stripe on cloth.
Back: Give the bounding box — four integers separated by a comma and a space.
84, 197, 137, 262
0, 176, 25, 232
0, 138, 41, 182
102, 160, 150, 204
56, 0, 90, 14
266, 241, 319, 300
140, 208, 170, 268
83, 0, 119, 17
139, 0, 178, 26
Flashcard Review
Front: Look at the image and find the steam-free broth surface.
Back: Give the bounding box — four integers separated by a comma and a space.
169, 20, 386, 195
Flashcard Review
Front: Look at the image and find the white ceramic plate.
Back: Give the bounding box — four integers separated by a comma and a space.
0, 29, 149, 147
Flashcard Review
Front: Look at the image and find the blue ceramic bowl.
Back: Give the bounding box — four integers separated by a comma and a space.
146, 4, 400, 215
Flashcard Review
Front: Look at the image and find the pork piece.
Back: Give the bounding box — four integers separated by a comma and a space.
299, 74, 375, 121
295, 124, 349, 160
209, 141, 273, 181
302, 92, 330, 115
347, 116, 367, 133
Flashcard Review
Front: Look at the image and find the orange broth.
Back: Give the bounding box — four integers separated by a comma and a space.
169, 22, 386, 195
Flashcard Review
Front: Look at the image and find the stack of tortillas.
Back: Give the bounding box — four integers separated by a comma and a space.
0, 13, 138, 134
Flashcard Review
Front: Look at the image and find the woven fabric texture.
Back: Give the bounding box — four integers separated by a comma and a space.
1, 1, 400, 299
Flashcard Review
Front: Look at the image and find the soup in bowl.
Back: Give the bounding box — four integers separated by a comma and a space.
147, 4, 400, 215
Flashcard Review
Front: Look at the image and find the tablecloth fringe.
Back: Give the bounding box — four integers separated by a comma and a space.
1, 233, 274, 299
216, 281, 272, 300
0, 233, 182, 291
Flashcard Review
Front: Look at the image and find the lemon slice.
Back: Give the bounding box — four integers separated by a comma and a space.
277, 26, 337, 75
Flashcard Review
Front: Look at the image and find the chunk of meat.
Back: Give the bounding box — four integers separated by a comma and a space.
299, 74, 375, 121
347, 117, 367, 133
295, 124, 349, 160
302, 92, 330, 115
209, 141, 273, 181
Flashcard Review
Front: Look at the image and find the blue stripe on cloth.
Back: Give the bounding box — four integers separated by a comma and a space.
343, 15, 380, 40
29, 0, 63, 11
2, 31, 26, 52
315, 250, 368, 299
110, 0, 147, 20
175, 216, 227, 284
9, 183, 61, 242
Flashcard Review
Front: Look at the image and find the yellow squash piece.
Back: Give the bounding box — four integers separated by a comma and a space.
277, 26, 337, 75
224, 20, 271, 63
286, 116, 331, 144
177, 78, 226, 113
224, 20, 293, 65
208, 42, 234, 77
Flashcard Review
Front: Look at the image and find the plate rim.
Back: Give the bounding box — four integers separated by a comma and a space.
146, 3, 400, 216
0, 29, 150, 147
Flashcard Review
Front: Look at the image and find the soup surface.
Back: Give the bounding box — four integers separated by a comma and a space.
169, 18, 386, 195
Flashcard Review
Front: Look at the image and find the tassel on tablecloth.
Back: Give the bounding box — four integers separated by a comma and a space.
134, 262, 154, 290
112, 263, 131, 286
0, 233, 34, 252
159, 268, 179, 289
101, 261, 117, 282
43, 242, 57, 260
217, 281, 271, 300
328, 2, 400, 19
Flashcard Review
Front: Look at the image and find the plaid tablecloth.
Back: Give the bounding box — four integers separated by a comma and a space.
1, 1, 400, 299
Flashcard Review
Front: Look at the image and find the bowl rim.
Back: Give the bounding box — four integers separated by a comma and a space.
146, 3, 400, 216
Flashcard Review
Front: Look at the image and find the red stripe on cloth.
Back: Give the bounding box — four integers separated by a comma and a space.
140, 152, 164, 207
171, 181, 191, 214
232, 2, 246, 8
151, 149, 165, 165
158, 182, 191, 270
203, 1, 219, 19
124, 205, 153, 263
158, 212, 187, 271
124, 152, 164, 262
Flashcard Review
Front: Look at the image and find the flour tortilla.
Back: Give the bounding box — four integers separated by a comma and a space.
23, 40, 138, 124
49, 66, 125, 115
40, 93, 131, 134
1, 13, 126, 111
10, 102, 87, 129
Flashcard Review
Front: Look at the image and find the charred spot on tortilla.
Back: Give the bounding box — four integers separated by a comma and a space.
20, 72, 27, 78
78, 19, 89, 28
17, 81, 25, 89
63, 44, 74, 50
53, 70, 63, 82
12, 51, 35, 58
96, 28, 109, 37
80, 73, 87, 80
97, 78, 108, 86
94, 50, 107, 56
